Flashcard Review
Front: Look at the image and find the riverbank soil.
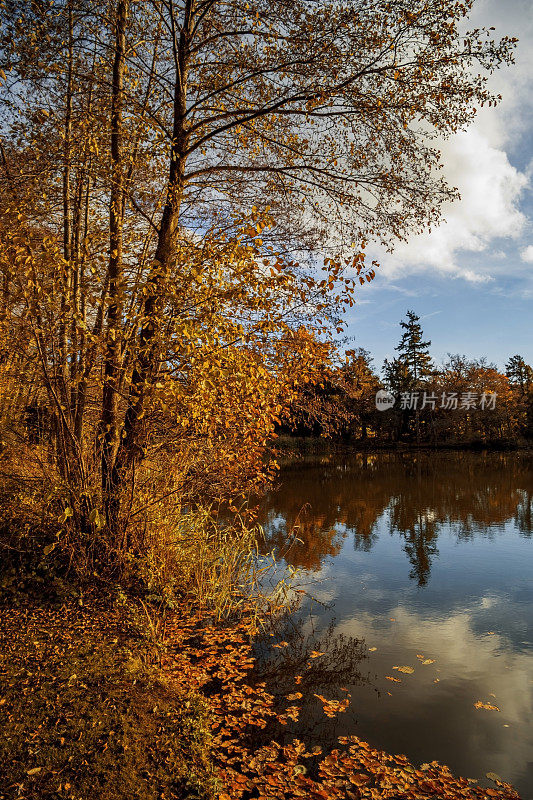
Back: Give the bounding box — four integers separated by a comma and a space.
0, 593, 215, 800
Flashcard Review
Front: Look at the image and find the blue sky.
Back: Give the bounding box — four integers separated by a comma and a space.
344, 0, 533, 374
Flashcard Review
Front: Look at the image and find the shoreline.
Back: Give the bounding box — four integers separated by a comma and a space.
0, 582, 525, 800
272, 434, 533, 455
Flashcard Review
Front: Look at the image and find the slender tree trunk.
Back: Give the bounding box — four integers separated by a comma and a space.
54, 0, 75, 482
101, 0, 128, 530
73, 43, 96, 447
70, 171, 83, 417
114, 0, 193, 486
74, 171, 92, 445
59, 0, 73, 408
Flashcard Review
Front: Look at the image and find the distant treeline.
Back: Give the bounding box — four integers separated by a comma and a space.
279, 310, 533, 446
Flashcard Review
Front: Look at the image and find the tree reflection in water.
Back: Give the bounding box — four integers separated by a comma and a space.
250, 616, 372, 761
258, 451, 533, 586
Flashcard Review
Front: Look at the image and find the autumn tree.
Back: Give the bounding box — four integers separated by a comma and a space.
0, 0, 518, 561
338, 348, 381, 439
433, 355, 514, 444
280, 346, 382, 439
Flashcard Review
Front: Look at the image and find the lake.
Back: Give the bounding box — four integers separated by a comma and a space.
256, 450, 533, 798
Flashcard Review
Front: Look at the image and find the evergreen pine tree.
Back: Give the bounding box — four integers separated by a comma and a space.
506, 355, 533, 438
505, 355, 533, 394
395, 310, 434, 386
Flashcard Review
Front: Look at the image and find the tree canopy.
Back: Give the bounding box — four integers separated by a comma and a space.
0, 0, 518, 554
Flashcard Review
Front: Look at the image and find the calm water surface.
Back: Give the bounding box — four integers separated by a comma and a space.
256, 451, 533, 798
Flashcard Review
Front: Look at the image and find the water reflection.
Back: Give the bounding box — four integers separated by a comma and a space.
252, 618, 371, 752
260, 452, 533, 585
257, 451, 533, 798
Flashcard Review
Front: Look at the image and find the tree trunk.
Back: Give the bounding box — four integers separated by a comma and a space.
113, 0, 194, 488
101, 0, 128, 530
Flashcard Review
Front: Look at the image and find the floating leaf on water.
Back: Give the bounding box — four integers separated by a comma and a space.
286, 691, 303, 701
393, 665, 414, 674
474, 700, 500, 711
486, 772, 503, 783
368, 647, 377, 652
422, 659, 435, 664
386, 676, 401, 682
310, 650, 324, 658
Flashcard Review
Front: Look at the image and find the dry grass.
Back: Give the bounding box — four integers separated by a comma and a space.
130, 496, 277, 621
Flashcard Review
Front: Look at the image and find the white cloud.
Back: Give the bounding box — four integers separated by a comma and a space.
467, 0, 533, 141
376, 127, 528, 282
365, 0, 533, 285
521, 245, 533, 263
